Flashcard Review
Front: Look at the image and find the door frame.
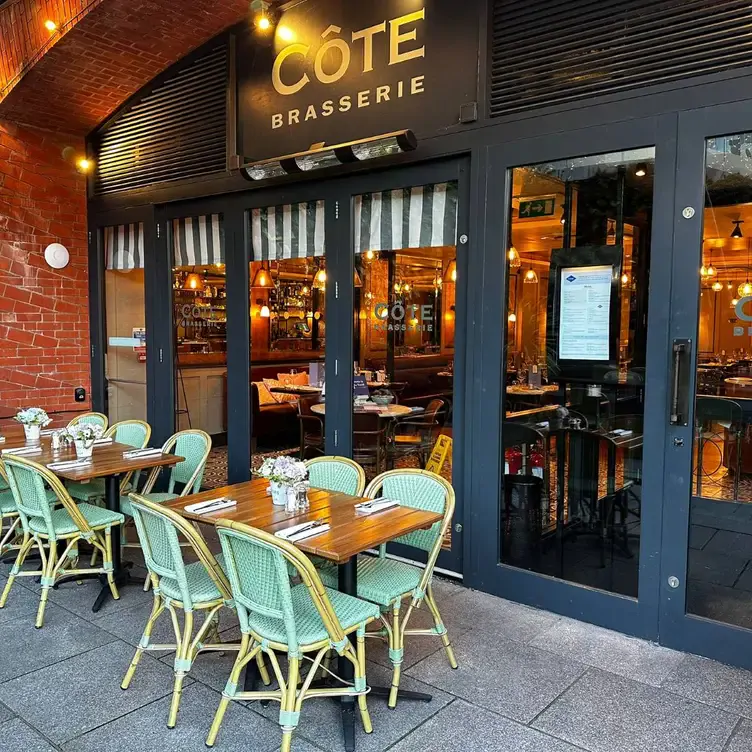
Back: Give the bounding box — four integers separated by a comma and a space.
325, 156, 473, 575
467, 114, 679, 640
660, 99, 752, 668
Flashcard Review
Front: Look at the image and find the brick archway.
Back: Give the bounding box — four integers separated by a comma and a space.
0, 0, 250, 135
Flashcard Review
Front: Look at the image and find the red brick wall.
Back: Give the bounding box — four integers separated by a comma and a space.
0, 120, 90, 421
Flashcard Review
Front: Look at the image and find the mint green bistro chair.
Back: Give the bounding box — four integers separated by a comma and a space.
207, 519, 380, 752
0, 456, 124, 628
67, 419, 151, 504
66, 411, 109, 431
122, 493, 247, 728
318, 469, 458, 707
305, 456, 366, 497
121, 429, 211, 518
0, 462, 21, 558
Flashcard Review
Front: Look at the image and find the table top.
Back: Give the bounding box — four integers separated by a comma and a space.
507, 384, 560, 396
725, 377, 752, 387
0, 428, 182, 481
269, 384, 323, 396
310, 403, 414, 418
165, 478, 442, 564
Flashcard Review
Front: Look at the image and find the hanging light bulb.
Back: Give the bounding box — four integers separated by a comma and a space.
740, 281, 752, 297
507, 312, 517, 323
251, 262, 273, 288
443, 259, 457, 283
621, 273, 629, 285
260, 305, 271, 318
183, 271, 204, 291
732, 297, 740, 307
706, 249, 716, 277
727, 282, 733, 290
507, 247, 521, 268
700, 263, 708, 277
712, 280, 723, 292
731, 220, 744, 238
313, 267, 327, 290
523, 268, 538, 284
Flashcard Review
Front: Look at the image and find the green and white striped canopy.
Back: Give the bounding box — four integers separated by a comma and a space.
251, 200, 325, 261
105, 223, 144, 271
354, 181, 458, 253
172, 214, 224, 266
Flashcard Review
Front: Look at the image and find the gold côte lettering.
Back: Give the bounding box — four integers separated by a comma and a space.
289, 109, 300, 125
389, 9, 426, 66
351, 21, 386, 72
321, 99, 334, 116
271, 113, 284, 129
357, 90, 370, 107
410, 75, 425, 95
304, 104, 318, 121
314, 25, 351, 85
376, 85, 390, 103
272, 43, 310, 96
339, 95, 352, 112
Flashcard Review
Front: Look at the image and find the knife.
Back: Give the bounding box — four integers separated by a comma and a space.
283, 520, 324, 538
191, 498, 231, 513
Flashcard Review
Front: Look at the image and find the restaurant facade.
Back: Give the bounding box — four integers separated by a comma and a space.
8, 0, 752, 669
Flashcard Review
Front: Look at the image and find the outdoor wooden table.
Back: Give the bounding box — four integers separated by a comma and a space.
167, 477, 442, 751
0, 426, 183, 611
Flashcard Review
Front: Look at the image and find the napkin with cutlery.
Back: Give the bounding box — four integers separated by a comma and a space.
39, 429, 56, 437
275, 520, 330, 542
47, 458, 92, 471
94, 436, 113, 445
123, 447, 163, 459
184, 498, 237, 515
355, 498, 401, 515
2, 445, 42, 456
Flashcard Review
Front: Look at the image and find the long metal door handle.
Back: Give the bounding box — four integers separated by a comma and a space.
669, 338, 691, 426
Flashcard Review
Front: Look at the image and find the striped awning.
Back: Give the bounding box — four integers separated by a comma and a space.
105, 223, 144, 270
172, 214, 224, 266
251, 201, 325, 261
354, 181, 458, 253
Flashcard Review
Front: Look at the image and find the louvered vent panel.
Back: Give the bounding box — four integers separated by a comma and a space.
94, 44, 228, 195
490, 0, 752, 118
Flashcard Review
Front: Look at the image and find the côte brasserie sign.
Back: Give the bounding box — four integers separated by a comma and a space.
237, 0, 478, 161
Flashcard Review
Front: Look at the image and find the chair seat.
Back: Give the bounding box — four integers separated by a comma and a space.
67, 478, 134, 502
159, 554, 227, 604
247, 583, 379, 647
394, 435, 423, 445
319, 555, 423, 607
120, 492, 178, 516
28, 503, 124, 537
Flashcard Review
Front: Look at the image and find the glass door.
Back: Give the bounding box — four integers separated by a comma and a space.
661, 102, 752, 668
474, 116, 677, 639
340, 160, 471, 575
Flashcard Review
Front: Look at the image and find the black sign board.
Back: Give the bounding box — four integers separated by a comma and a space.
236, 0, 479, 161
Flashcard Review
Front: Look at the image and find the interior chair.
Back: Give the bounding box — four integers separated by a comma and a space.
304, 456, 366, 497
122, 493, 248, 728
318, 469, 458, 708
298, 396, 325, 460
66, 411, 109, 431
695, 396, 744, 498
387, 398, 445, 468
0, 456, 123, 627
352, 413, 387, 478
206, 519, 380, 751
67, 419, 151, 504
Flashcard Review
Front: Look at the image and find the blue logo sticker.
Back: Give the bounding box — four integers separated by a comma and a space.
566, 275, 576, 282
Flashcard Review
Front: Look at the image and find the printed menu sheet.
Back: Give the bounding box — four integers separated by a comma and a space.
558, 265, 613, 361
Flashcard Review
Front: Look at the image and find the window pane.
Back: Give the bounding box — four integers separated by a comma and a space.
689, 133, 752, 629
501, 149, 655, 598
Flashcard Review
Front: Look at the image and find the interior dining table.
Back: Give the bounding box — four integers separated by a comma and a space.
0, 426, 183, 611
166, 477, 442, 752
310, 403, 420, 418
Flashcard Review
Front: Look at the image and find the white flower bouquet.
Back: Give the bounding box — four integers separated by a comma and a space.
14, 408, 51, 427
64, 423, 105, 444
257, 456, 309, 509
